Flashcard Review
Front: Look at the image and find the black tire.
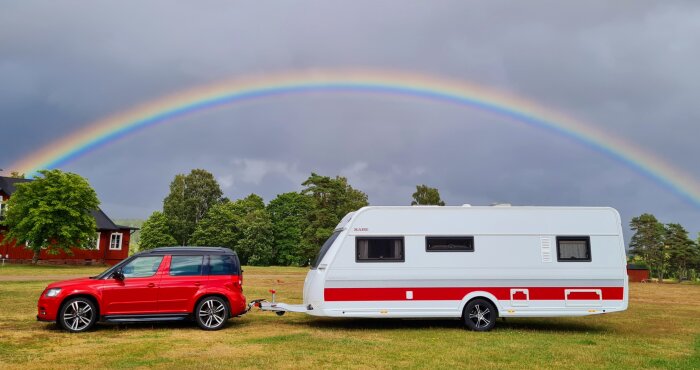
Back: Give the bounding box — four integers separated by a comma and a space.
195, 296, 229, 330
58, 297, 98, 333
463, 299, 497, 332
275, 311, 286, 316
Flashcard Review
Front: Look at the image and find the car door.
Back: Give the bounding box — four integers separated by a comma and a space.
100, 255, 165, 315
156, 254, 206, 313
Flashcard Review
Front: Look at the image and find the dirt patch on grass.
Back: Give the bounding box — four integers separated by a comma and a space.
0, 275, 88, 281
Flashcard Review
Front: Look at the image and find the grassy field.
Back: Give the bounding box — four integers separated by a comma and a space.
0, 265, 698, 369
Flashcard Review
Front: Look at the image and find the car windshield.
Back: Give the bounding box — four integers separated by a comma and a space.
94, 256, 136, 279
311, 230, 342, 269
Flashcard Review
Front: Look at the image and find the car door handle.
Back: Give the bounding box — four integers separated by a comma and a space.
147, 283, 156, 288
194, 282, 201, 286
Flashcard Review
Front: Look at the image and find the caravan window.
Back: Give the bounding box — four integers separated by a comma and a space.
311, 230, 342, 269
356, 237, 404, 262
556, 236, 591, 262
426, 236, 474, 252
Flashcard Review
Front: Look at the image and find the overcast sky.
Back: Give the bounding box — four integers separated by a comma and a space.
1, 1, 699, 237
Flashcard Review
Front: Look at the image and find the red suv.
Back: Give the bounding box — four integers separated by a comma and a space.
37, 247, 246, 332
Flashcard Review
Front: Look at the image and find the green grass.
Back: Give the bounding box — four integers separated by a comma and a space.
0, 265, 699, 369
0, 264, 107, 277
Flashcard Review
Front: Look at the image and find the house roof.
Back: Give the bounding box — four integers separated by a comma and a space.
1, 176, 138, 231
91, 209, 133, 231
0, 176, 32, 196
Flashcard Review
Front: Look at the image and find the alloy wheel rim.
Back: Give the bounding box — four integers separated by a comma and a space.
63, 301, 93, 331
468, 304, 491, 328
198, 300, 226, 328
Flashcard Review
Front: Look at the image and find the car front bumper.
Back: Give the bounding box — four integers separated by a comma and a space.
37, 295, 61, 322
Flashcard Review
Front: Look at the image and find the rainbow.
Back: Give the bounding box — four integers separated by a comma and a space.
9, 69, 700, 208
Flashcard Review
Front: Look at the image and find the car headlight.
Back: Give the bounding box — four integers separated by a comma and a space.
45, 288, 62, 297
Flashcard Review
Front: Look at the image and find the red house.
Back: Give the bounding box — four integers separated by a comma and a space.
627, 264, 651, 282
0, 176, 137, 265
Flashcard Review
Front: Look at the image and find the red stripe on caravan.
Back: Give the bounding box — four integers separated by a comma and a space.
324, 287, 624, 301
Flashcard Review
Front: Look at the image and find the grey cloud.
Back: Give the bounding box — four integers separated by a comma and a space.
1, 0, 699, 237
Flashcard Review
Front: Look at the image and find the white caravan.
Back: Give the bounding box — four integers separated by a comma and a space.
259, 206, 628, 331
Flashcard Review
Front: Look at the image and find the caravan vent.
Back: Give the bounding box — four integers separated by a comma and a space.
540, 237, 552, 263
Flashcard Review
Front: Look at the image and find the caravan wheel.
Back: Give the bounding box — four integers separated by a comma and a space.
463, 299, 497, 332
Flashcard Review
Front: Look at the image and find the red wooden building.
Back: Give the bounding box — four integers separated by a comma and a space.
0, 176, 136, 265
627, 264, 651, 282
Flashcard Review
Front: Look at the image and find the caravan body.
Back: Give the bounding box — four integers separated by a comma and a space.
267, 206, 628, 329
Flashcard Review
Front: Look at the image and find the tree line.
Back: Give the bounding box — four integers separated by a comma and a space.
0, 169, 444, 265
139, 169, 449, 265
139, 170, 371, 265
7, 169, 698, 274
629, 213, 700, 282
0, 168, 444, 265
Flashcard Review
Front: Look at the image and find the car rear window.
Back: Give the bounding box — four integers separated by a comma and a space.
169, 255, 204, 276
208, 254, 239, 275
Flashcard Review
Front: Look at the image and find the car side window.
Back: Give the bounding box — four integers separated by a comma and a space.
170, 255, 204, 276
121, 256, 164, 278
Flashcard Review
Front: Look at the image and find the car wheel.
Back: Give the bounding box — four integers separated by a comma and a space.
58, 297, 97, 333
195, 296, 229, 330
463, 299, 497, 332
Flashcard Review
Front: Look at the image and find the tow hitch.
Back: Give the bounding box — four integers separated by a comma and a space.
247, 289, 310, 316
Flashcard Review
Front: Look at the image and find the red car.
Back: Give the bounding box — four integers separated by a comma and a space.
37, 247, 247, 332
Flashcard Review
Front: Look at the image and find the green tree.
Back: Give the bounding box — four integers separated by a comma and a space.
9, 171, 25, 179
162, 169, 223, 245
230, 193, 265, 215
629, 213, 667, 281
190, 194, 268, 263
695, 233, 700, 279
300, 173, 368, 264
267, 192, 313, 265
1, 170, 99, 264
190, 201, 243, 249
139, 211, 177, 250
237, 209, 274, 266
411, 184, 445, 206
665, 223, 696, 281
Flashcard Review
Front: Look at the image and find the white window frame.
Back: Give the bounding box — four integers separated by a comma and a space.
0, 195, 6, 218
109, 232, 123, 250
94, 232, 101, 250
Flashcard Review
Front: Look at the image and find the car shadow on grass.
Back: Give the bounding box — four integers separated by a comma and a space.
38, 315, 607, 334
292, 317, 609, 333
39, 319, 253, 333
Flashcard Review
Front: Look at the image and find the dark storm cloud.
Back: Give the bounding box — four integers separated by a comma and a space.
1, 1, 699, 236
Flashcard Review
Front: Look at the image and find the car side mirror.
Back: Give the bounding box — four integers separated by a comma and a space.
112, 269, 125, 281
